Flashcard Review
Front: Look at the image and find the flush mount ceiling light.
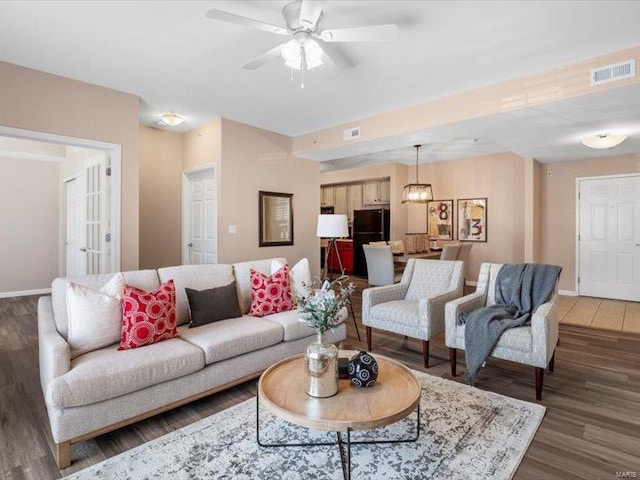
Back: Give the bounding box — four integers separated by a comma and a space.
158, 113, 184, 127
402, 145, 433, 204
581, 133, 627, 149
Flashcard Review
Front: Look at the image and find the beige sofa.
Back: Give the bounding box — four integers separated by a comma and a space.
38, 258, 346, 468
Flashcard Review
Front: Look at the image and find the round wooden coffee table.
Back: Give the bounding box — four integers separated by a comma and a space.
257, 351, 421, 480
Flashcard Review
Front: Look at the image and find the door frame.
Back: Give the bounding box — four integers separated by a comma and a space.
575, 172, 640, 297
181, 164, 216, 265
0, 124, 122, 273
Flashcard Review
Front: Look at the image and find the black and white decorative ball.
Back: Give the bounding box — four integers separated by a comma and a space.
348, 351, 378, 388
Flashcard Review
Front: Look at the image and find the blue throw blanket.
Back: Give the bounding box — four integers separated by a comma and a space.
458, 263, 562, 383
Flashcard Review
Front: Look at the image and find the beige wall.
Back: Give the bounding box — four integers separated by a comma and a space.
407, 152, 526, 281
0, 158, 59, 293
139, 126, 183, 269
540, 153, 640, 292
321, 163, 408, 242
219, 119, 322, 275
0, 61, 140, 270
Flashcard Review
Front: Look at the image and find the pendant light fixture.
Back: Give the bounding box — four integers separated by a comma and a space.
402, 145, 433, 203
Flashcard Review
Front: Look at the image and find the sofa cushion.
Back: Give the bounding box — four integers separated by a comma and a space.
119, 279, 178, 350
370, 300, 419, 328
177, 316, 284, 365
52, 270, 160, 339
45, 338, 204, 408
233, 258, 286, 314
271, 258, 312, 301
157, 264, 235, 326
261, 309, 315, 342
66, 273, 125, 359
456, 323, 532, 353
249, 265, 295, 317
186, 281, 242, 328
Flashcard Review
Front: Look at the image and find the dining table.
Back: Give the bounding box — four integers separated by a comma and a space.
393, 251, 442, 264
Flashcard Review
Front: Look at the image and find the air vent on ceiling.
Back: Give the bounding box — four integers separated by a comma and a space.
590, 59, 635, 86
343, 126, 360, 141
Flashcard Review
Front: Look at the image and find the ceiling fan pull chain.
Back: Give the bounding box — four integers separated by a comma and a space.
301, 44, 307, 89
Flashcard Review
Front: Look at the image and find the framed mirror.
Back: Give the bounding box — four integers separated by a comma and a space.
259, 191, 294, 247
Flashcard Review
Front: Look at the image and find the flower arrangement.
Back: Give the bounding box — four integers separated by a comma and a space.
297, 275, 355, 334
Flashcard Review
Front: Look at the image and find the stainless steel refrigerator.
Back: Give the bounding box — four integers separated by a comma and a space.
353, 208, 390, 277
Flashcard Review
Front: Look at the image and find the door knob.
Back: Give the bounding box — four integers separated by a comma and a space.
188, 242, 193, 248
80, 247, 87, 252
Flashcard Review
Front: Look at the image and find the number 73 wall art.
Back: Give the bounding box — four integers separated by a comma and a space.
457, 198, 487, 242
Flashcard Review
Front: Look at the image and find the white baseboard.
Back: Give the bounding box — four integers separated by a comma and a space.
466, 281, 477, 287
558, 289, 577, 296
0, 288, 51, 299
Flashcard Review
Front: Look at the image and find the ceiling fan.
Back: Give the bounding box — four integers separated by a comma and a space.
205, 0, 397, 87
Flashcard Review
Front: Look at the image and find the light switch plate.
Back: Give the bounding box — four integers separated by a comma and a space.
228, 225, 237, 235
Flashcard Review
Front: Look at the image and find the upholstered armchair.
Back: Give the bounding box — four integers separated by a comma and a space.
362, 259, 464, 367
445, 263, 559, 400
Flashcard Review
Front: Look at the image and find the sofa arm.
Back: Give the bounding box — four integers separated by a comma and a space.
419, 287, 464, 337
444, 291, 486, 347
362, 283, 408, 326
531, 297, 559, 368
38, 296, 70, 395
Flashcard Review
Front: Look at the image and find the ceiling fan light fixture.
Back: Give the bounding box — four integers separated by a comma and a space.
281, 37, 323, 70
158, 113, 184, 127
581, 133, 627, 149
402, 145, 433, 204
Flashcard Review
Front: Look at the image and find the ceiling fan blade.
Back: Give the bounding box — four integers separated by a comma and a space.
240, 43, 286, 70
318, 42, 350, 72
205, 9, 288, 36
319, 24, 398, 42
299, 0, 325, 29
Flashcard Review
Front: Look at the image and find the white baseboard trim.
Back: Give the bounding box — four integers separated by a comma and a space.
0, 288, 51, 299
558, 289, 577, 296
466, 281, 477, 287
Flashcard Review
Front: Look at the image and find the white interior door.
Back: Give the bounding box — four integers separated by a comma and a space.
84, 153, 109, 274
183, 168, 217, 264
578, 175, 640, 301
65, 176, 87, 276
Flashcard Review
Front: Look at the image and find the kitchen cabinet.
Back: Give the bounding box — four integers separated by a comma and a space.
327, 240, 353, 275
333, 185, 348, 216
348, 183, 363, 222
363, 179, 390, 205
321, 186, 334, 207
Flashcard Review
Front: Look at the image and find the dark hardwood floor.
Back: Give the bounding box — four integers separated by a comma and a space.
1, 282, 639, 479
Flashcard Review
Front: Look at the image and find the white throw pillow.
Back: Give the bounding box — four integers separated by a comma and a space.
271, 258, 312, 301
66, 273, 125, 359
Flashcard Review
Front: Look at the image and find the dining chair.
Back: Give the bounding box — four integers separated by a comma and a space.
455, 243, 473, 288
440, 243, 461, 260
363, 245, 402, 286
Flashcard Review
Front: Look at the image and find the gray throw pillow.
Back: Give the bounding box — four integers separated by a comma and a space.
186, 281, 242, 328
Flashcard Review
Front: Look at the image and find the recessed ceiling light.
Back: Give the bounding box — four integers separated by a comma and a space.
581, 133, 627, 149
158, 113, 184, 127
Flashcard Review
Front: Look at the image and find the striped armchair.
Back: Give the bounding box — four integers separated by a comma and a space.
445, 263, 560, 400
362, 259, 464, 367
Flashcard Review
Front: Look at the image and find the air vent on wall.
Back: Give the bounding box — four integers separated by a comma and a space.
343, 126, 360, 141
591, 59, 635, 86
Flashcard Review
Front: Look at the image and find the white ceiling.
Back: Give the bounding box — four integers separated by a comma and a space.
0, 1, 639, 165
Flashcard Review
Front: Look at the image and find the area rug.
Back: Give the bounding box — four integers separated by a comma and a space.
64, 371, 545, 480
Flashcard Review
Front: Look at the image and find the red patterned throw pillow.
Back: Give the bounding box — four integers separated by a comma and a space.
119, 279, 178, 350
250, 265, 294, 317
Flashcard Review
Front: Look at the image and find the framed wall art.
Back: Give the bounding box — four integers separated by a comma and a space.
427, 199, 454, 241
259, 191, 294, 247
457, 198, 487, 242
